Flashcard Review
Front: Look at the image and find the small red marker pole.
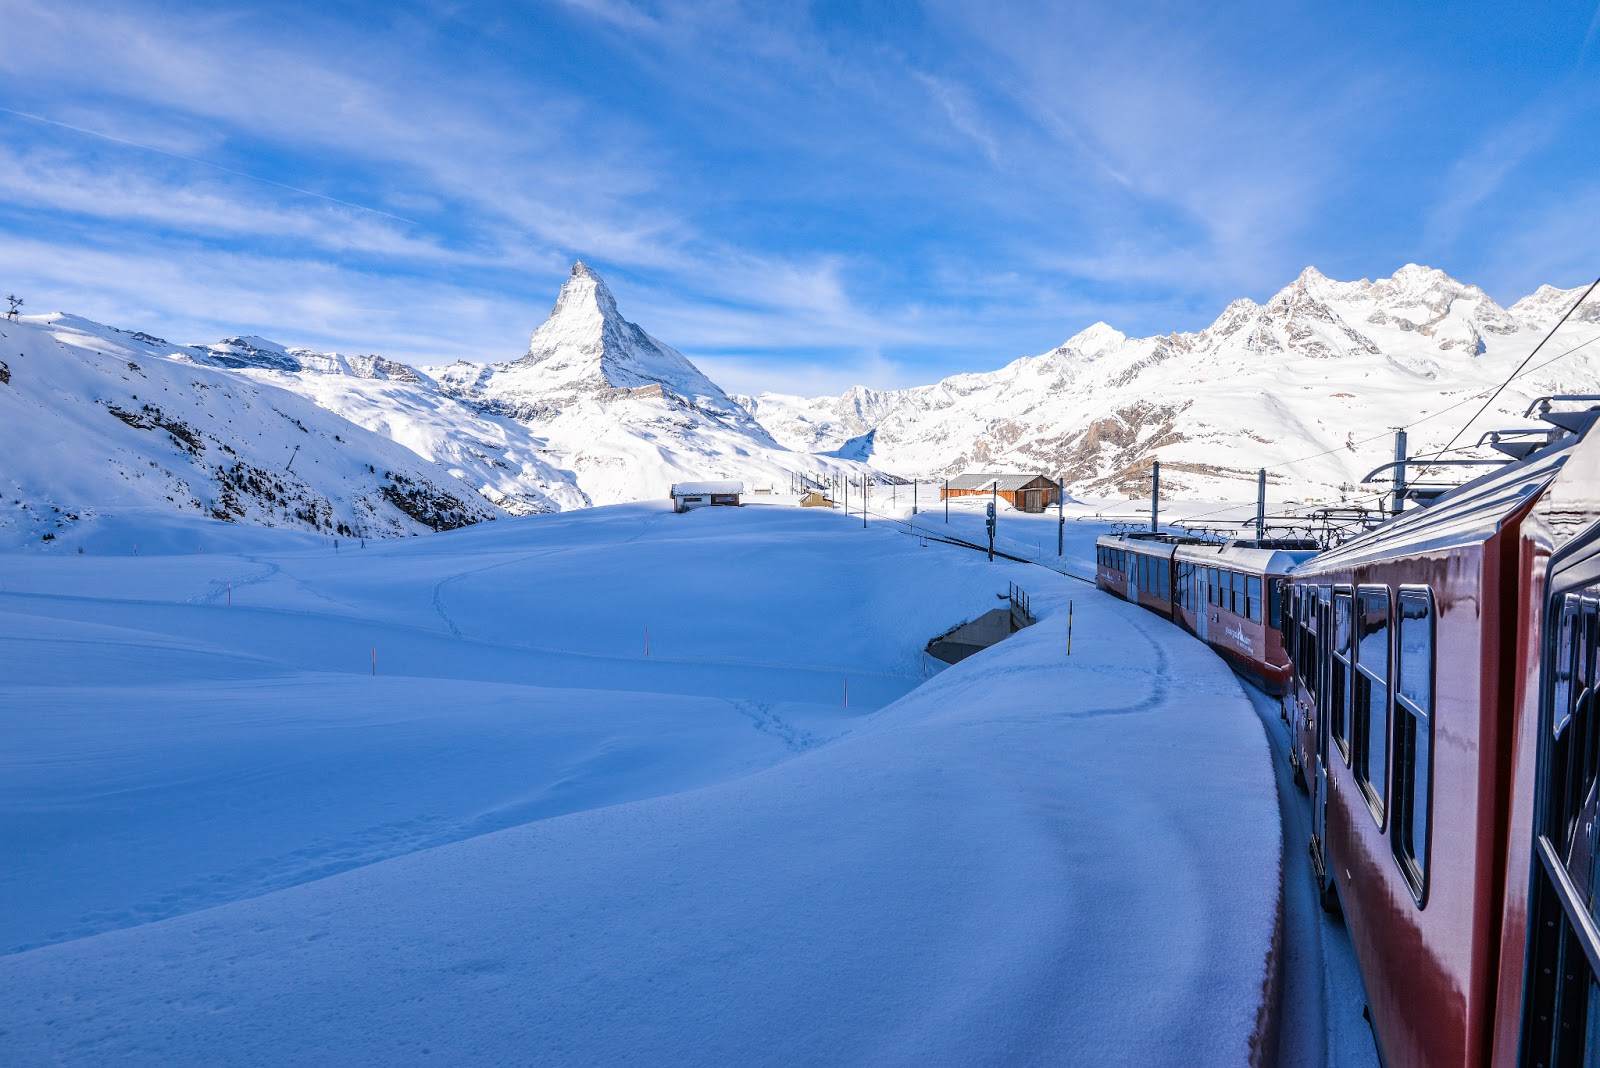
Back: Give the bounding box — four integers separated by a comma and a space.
843, 678, 849, 708
645, 626, 650, 657
227, 582, 231, 607
371, 647, 376, 676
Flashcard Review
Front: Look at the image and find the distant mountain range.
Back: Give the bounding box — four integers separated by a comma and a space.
740, 265, 1600, 500
3, 260, 1597, 547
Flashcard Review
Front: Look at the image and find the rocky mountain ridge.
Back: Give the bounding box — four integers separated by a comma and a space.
740, 264, 1600, 501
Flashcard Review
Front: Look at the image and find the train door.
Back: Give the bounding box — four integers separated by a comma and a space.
1520, 537, 1600, 1064
1314, 585, 1339, 913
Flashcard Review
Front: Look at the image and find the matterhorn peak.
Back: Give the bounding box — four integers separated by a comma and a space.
455, 260, 752, 423
543, 259, 622, 330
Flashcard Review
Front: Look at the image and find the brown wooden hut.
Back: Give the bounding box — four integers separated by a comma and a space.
941, 472, 1060, 513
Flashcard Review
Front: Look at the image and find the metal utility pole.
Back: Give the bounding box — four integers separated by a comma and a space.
944, 479, 949, 523
286, 444, 301, 472
1150, 459, 1161, 533
1392, 429, 1408, 516
912, 479, 918, 516
1255, 468, 1267, 541
1057, 477, 1065, 556
862, 476, 868, 528
989, 479, 998, 561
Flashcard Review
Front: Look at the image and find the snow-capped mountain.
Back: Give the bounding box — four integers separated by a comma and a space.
741, 265, 1600, 502
0, 314, 502, 548
11, 260, 1597, 546
0, 263, 869, 547
424, 262, 865, 506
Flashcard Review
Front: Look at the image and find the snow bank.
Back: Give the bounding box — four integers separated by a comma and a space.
0, 504, 1278, 1064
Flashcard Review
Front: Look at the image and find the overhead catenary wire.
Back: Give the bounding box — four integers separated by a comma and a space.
1408, 277, 1600, 479
1123, 304, 1600, 534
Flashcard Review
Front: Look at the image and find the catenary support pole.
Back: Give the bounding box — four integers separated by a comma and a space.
1256, 468, 1267, 541
945, 479, 949, 523
913, 479, 918, 516
1151, 460, 1161, 533
1057, 477, 1064, 556
1393, 428, 1408, 516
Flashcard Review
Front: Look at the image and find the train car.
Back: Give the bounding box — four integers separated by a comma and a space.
1282, 426, 1600, 1066
1095, 532, 1315, 695
1093, 532, 1181, 616
1174, 540, 1318, 695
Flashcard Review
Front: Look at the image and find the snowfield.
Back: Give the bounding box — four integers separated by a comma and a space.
0, 503, 1279, 1065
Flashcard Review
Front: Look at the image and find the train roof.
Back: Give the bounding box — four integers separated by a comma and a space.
1173, 539, 1320, 575
1293, 437, 1579, 574
1093, 532, 1200, 558
1095, 531, 1316, 574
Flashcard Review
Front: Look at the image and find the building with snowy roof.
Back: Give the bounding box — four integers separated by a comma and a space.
942, 472, 1060, 513
670, 481, 744, 512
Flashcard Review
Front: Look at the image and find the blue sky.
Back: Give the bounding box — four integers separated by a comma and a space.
2, 0, 1598, 394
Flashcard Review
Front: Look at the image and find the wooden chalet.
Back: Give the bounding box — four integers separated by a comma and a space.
942, 472, 1060, 513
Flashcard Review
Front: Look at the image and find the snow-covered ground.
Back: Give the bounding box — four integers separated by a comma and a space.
1, 501, 1280, 1065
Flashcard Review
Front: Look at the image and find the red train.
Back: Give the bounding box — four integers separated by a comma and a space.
1094, 532, 1318, 693
1094, 406, 1600, 1064
1283, 420, 1600, 1067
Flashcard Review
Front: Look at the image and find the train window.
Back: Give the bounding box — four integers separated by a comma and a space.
1354, 587, 1392, 825
1300, 587, 1318, 698
1391, 587, 1433, 903
1247, 575, 1263, 624
1269, 579, 1282, 631
1522, 593, 1600, 1065
1159, 559, 1170, 600
1332, 589, 1353, 763
1230, 570, 1245, 617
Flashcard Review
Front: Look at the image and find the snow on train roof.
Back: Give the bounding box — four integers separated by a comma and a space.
1094, 532, 1316, 574
1299, 438, 1578, 573
1174, 540, 1320, 575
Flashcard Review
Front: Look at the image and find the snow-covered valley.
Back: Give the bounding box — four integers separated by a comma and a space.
0, 501, 1282, 1065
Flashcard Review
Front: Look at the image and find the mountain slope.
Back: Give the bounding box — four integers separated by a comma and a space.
0, 314, 501, 548
742, 265, 1600, 502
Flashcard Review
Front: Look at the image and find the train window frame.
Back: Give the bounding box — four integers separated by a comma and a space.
1522, 591, 1600, 1065
1332, 587, 1354, 764
1247, 575, 1264, 624
1391, 585, 1434, 906
1353, 585, 1392, 829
